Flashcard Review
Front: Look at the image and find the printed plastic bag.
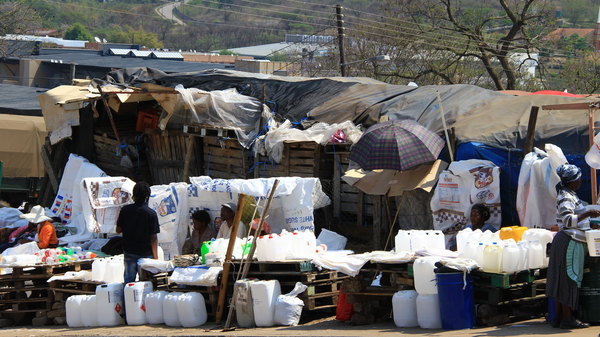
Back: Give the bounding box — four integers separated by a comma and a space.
273, 282, 308, 326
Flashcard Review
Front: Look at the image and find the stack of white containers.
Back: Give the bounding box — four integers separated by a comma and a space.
391, 230, 446, 329
455, 227, 553, 273
66, 281, 209, 328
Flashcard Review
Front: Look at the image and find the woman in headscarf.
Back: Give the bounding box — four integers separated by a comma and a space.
546, 163, 600, 329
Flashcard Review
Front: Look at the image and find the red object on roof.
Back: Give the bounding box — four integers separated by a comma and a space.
529, 90, 583, 97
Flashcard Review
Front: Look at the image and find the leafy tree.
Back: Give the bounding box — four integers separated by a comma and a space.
0, 0, 41, 57
561, 50, 600, 94
63, 23, 93, 42
106, 26, 163, 49
562, 0, 591, 27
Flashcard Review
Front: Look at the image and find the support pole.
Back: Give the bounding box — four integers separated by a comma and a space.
223, 180, 279, 330
524, 106, 539, 156
215, 194, 246, 323
336, 4, 346, 77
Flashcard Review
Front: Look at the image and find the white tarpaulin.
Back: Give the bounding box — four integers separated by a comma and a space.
50, 154, 106, 224
148, 183, 189, 260
189, 176, 330, 234
431, 160, 501, 247
516, 144, 567, 229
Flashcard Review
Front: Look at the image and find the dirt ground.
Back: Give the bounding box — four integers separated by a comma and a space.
2, 315, 600, 337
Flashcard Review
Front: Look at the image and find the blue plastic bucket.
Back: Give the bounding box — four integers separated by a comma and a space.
436, 272, 476, 329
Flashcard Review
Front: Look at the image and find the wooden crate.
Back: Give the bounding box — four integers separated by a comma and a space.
146, 129, 202, 184
254, 142, 324, 178
202, 135, 251, 179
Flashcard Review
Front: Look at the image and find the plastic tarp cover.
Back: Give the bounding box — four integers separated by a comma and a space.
0, 114, 47, 177
174, 86, 262, 148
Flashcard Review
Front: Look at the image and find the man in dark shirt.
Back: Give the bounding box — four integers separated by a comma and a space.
116, 181, 160, 283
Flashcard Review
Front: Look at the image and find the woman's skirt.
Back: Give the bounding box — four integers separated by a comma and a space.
546, 230, 583, 309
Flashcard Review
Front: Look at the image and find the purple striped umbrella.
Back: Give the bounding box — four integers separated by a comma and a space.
348, 119, 445, 171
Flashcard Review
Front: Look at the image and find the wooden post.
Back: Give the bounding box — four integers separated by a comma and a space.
336, 4, 346, 77
96, 86, 121, 143
373, 195, 383, 251
590, 110, 597, 204
181, 135, 194, 183
523, 106, 539, 156
215, 194, 246, 323
224, 180, 279, 329
333, 153, 341, 218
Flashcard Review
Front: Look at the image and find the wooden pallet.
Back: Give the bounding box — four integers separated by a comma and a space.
0, 261, 93, 280
471, 268, 546, 288
48, 279, 102, 296
254, 142, 324, 178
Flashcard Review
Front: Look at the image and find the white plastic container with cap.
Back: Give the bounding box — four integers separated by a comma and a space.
502, 240, 520, 273
96, 283, 124, 326
124, 281, 153, 325
145, 290, 168, 324
66, 294, 86, 327
163, 292, 183, 326
416, 293, 442, 329
251, 280, 281, 327
586, 229, 600, 257
395, 230, 412, 252
392, 290, 419, 327
80, 295, 99, 327
482, 242, 502, 273
413, 256, 442, 295
177, 292, 207, 327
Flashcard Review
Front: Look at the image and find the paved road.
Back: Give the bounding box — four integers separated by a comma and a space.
2, 317, 599, 336
156, 1, 186, 26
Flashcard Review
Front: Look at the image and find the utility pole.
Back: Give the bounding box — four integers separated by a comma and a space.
335, 4, 346, 77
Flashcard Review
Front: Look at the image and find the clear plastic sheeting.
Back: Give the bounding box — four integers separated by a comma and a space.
175, 85, 262, 148
260, 120, 363, 163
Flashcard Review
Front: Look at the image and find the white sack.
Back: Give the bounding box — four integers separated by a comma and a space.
274, 282, 308, 326
516, 145, 567, 229
431, 159, 501, 248
170, 266, 222, 286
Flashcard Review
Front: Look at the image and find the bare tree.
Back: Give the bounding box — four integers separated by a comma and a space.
0, 1, 42, 57
370, 0, 557, 90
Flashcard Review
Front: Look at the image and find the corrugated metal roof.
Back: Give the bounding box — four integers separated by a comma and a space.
128, 50, 152, 57
151, 51, 184, 59
109, 48, 134, 55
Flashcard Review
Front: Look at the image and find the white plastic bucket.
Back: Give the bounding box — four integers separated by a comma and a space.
80, 295, 99, 327
416, 293, 442, 329
66, 295, 85, 327
145, 291, 168, 324
413, 256, 442, 295
251, 280, 281, 327
96, 283, 124, 326
124, 281, 153, 325
163, 292, 183, 326
392, 290, 418, 327
177, 292, 207, 327
586, 230, 600, 257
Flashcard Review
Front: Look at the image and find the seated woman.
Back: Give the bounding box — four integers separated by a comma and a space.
18, 205, 58, 249
464, 203, 497, 233
186, 210, 217, 255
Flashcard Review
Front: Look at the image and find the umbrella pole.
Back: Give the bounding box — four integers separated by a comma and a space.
383, 194, 406, 251
436, 91, 454, 162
